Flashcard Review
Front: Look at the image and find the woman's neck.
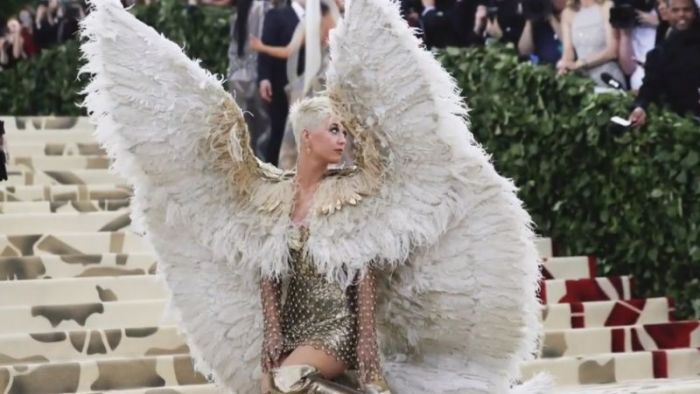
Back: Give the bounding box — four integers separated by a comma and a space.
295, 154, 327, 192
580, 0, 596, 8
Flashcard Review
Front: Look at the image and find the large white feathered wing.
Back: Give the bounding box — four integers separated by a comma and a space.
324, 0, 548, 392
79, 1, 290, 393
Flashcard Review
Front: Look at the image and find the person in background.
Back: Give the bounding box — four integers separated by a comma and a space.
19, 8, 35, 35
0, 32, 10, 71
556, 0, 626, 88
55, 0, 85, 43
655, 0, 673, 43
629, 0, 700, 126
257, 0, 305, 166
6, 18, 38, 61
35, 1, 58, 49
202, 0, 273, 160
420, 0, 483, 48
250, 0, 341, 169
518, 0, 566, 64
475, 0, 526, 46
617, 4, 659, 90
401, 0, 423, 28
0, 120, 8, 182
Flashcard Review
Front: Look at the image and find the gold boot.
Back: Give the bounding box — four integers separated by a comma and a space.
270, 365, 364, 394
362, 375, 392, 394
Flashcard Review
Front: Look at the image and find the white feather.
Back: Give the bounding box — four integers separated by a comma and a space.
79, 0, 548, 392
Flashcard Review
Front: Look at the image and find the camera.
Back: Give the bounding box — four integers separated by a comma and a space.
522, 0, 553, 22
609, 0, 655, 29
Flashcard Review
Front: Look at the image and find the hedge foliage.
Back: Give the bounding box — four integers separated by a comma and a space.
0, 0, 231, 115
1, 1, 698, 317
440, 47, 700, 318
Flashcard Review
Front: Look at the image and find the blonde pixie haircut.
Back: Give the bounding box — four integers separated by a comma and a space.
288, 96, 334, 150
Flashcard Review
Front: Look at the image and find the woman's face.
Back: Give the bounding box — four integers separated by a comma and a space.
7, 19, 21, 34
302, 116, 347, 164
657, 0, 670, 21
668, 0, 697, 30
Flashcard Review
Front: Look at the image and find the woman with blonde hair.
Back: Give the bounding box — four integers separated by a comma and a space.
556, 0, 627, 88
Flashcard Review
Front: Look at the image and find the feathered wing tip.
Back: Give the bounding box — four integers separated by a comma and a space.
324, 0, 549, 392
77, 2, 277, 393
511, 373, 554, 394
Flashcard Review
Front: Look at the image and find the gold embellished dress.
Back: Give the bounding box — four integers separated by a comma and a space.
261, 224, 388, 392
280, 225, 360, 369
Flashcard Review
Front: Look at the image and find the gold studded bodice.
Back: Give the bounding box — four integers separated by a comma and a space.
280, 225, 359, 369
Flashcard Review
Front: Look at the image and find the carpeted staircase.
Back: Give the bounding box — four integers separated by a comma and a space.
1, 116, 698, 393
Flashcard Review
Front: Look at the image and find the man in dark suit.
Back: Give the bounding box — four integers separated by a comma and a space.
257, 0, 305, 166
629, 0, 700, 126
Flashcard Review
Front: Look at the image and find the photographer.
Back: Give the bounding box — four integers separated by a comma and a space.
55, 0, 86, 43
35, 1, 59, 49
475, 0, 526, 46
5, 18, 37, 62
518, 0, 566, 64
629, 0, 700, 126
612, 0, 659, 90
420, 0, 483, 48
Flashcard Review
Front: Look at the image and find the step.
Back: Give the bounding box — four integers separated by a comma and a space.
91, 384, 220, 394
0, 276, 167, 306
541, 256, 596, 280
0, 116, 94, 132
0, 232, 151, 257
9, 142, 104, 157
0, 300, 171, 334
0, 212, 131, 235
553, 377, 700, 393
543, 298, 674, 330
0, 200, 129, 214
6, 130, 96, 144
0, 184, 131, 202
537, 237, 552, 258
0, 326, 188, 366
0, 253, 156, 281
521, 348, 700, 386
542, 321, 700, 358
9, 156, 110, 171
541, 276, 634, 304
0, 354, 207, 393
4, 169, 125, 186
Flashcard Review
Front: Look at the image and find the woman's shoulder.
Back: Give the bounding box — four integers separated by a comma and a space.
561, 7, 575, 22
599, 0, 614, 14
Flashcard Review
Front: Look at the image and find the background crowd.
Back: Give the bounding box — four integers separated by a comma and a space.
1, 0, 699, 166
0, 0, 86, 70
413, 0, 700, 128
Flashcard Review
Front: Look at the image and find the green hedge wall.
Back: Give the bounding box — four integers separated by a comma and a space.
0, 0, 231, 115
1, 1, 698, 317
440, 47, 700, 318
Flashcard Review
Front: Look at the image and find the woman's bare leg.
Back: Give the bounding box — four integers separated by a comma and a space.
261, 371, 271, 393
281, 345, 346, 379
